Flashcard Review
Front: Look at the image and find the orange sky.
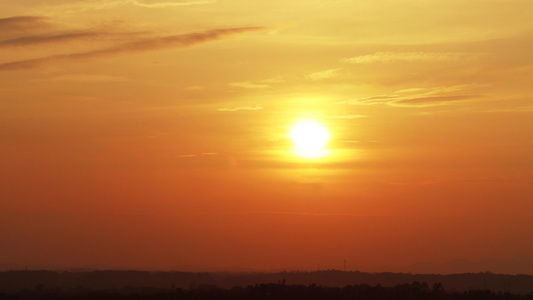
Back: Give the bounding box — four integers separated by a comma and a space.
1, 0, 532, 273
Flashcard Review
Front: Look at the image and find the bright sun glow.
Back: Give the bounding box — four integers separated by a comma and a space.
289, 119, 331, 158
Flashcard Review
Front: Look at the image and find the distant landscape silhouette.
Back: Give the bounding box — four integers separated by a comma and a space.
2, 270, 533, 299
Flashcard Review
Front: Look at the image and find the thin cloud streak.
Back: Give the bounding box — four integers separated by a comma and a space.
307, 68, 342, 80
0, 16, 50, 37
341, 52, 481, 64
31, 0, 216, 15
0, 31, 106, 48
132, 0, 216, 8
0, 26, 265, 71
394, 95, 481, 106
229, 77, 286, 88
217, 105, 263, 112
342, 94, 480, 107
34, 74, 130, 82
178, 152, 218, 158
0, 16, 45, 27
340, 85, 483, 107
230, 81, 271, 89
0, 16, 125, 48
329, 114, 366, 119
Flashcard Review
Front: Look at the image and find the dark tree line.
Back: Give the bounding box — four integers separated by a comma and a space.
1, 281, 532, 300
3, 270, 532, 294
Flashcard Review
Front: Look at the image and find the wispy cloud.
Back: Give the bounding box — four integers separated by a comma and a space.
0, 16, 132, 48
307, 68, 342, 80
341, 94, 399, 105
34, 74, 129, 82
229, 81, 271, 89
449, 176, 521, 184
394, 95, 480, 106
32, 0, 216, 15
0, 16, 51, 37
178, 152, 218, 158
341, 52, 480, 64
132, 0, 216, 8
342, 94, 479, 107
340, 85, 482, 107
329, 114, 366, 119
0, 26, 265, 71
217, 105, 263, 112
0, 31, 109, 48
229, 77, 285, 89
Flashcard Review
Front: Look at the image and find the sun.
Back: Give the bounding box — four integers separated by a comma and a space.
289, 119, 331, 158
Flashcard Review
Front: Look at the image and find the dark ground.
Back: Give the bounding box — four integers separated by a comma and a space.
1, 270, 533, 299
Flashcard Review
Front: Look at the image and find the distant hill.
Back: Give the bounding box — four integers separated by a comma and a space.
397, 257, 533, 275
3, 257, 533, 275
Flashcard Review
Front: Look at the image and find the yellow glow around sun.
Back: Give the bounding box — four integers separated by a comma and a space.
289, 119, 331, 158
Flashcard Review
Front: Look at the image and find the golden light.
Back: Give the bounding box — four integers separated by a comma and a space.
288, 119, 331, 158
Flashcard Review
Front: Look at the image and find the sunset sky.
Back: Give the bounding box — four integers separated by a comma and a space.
1, 0, 532, 273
